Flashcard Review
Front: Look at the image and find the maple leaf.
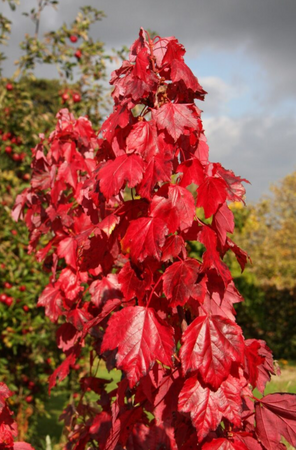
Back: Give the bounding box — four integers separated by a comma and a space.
13, 443, 36, 450
161, 235, 186, 262
150, 184, 196, 233
98, 154, 145, 199
177, 157, 204, 188
138, 153, 172, 200
171, 59, 206, 98
126, 119, 158, 161
202, 438, 248, 450
163, 258, 200, 307
255, 393, 296, 450
37, 283, 64, 322
48, 345, 81, 393
101, 306, 175, 387
199, 226, 232, 287
121, 216, 168, 262
57, 236, 78, 269
196, 177, 228, 218
153, 103, 199, 141
212, 203, 235, 246
180, 315, 244, 389
178, 375, 243, 441
118, 261, 152, 301
89, 274, 122, 308
0, 383, 13, 413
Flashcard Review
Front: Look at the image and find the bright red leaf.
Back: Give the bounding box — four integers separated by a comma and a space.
180, 315, 244, 389
101, 306, 175, 387
163, 258, 200, 307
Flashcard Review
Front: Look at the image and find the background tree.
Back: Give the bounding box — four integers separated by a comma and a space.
0, 0, 113, 446
229, 172, 296, 360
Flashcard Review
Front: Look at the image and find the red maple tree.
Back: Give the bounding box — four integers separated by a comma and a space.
13, 29, 296, 450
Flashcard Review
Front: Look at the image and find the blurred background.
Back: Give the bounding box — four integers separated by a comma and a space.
0, 0, 295, 448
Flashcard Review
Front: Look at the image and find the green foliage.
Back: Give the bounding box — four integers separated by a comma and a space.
0, 0, 114, 444
229, 173, 296, 360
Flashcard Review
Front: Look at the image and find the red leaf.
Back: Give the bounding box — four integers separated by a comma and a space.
37, 283, 64, 322
121, 216, 168, 262
57, 236, 77, 269
48, 346, 80, 393
163, 258, 200, 307
199, 226, 232, 287
197, 177, 227, 218
98, 154, 145, 199
171, 59, 206, 97
177, 157, 204, 188
161, 235, 186, 262
56, 323, 80, 352
212, 203, 235, 246
178, 375, 243, 441
14, 443, 36, 450
118, 261, 152, 301
101, 306, 175, 387
0, 383, 13, 413
150, 184, 196, 233
180, 315, 244, 389
126, 120, 158, 161
153, 103, 199, 141
202, 438, 248, 450
224, 238, 250, 272
89, 274, 122, 308
255, 393, 296, 449
138, 153, 172, 200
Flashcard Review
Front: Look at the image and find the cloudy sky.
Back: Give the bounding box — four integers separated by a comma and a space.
2, 0, 296, 202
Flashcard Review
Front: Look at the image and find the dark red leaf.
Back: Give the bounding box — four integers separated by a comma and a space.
255, 393, 296, 449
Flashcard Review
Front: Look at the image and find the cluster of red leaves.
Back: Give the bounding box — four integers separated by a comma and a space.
0, 383, 34, 450
12, 29, 296, 450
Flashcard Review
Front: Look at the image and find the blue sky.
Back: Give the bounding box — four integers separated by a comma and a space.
1, 0, 296, 202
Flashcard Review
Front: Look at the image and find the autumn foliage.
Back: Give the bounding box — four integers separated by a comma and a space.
11, 29, 296, 449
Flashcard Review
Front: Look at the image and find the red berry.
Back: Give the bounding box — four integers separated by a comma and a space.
11, 230, 18, 236
12, 153, 21, 161
61, 92, 69, 103
23, 305, 29, 312
28, 381, 35, 390
23, 173, 30, 181
70, 35, 78, 43
25, 395, 33, 403
74, 49, 82, 59
5, 146, 12, 154
4, 282, 12, 289
72, 93, 81, 103
6, 83, 13, 91
19, 285, 26, 292
0, 293, 8, 302
5, 296, 13, 307
0, 264, 5, 269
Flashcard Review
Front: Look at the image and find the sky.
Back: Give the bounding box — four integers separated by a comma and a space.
1, 0, 296, 203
